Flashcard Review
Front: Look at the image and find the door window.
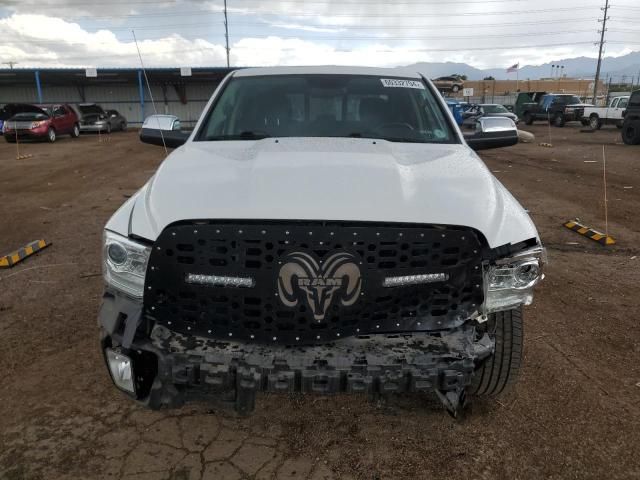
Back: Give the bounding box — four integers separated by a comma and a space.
617, 98, 628, 109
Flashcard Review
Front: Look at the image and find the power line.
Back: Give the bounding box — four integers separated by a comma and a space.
5, 5, 604, 20
4, 29, 605, 44
9, 40, 640, 68
10, 40, 610, 64
2, 0, 604, 5
15, 17, 600, 32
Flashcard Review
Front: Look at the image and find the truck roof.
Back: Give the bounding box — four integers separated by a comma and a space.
234, 66, 423, 79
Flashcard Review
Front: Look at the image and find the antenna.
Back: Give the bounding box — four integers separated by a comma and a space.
602, 145, 609, 238
2, 61, 18, 69
132, 30, 168, 155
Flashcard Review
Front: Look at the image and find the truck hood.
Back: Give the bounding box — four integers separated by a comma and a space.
109, 138, 538, 249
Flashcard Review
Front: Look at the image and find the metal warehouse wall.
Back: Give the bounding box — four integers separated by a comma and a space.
0, 82, 217, 126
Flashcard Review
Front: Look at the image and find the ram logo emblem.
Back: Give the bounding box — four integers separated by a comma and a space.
277, 251, 362, 321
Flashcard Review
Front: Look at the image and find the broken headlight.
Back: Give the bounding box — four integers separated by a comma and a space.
103, 230, 151, 298
484, 245, 545, 313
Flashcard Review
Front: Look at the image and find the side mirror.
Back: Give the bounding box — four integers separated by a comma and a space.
140, 128, 189, 148
465, 117, 518, 151
111, 113, 117, 118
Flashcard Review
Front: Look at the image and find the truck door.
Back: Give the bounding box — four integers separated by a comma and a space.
614, 98, 628, 120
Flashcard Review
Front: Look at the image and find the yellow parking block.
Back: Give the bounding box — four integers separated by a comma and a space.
563, 220, 616, 246
0, 240, 50, 268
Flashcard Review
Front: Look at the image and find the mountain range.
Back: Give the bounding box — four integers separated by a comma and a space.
402, 51, 640, 81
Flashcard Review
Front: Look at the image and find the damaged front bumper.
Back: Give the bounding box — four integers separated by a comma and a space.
99, 291, 494, 416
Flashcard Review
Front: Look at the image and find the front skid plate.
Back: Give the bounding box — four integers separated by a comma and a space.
136, 324, 493, 414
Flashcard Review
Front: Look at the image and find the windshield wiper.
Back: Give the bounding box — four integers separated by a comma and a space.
208, 131, 271, 141
346, 133, 429, 143
380, 137, 429, 143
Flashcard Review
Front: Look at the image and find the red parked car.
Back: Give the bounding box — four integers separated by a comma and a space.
3, 104, 80, 143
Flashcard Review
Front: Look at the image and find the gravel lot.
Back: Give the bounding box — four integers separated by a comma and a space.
0, 124, 639, 480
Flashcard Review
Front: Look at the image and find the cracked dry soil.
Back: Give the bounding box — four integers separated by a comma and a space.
1, 126, 639, 479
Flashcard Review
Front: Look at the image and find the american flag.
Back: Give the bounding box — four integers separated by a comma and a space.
506, 63, 519, 73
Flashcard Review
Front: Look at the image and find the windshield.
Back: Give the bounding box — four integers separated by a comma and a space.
197, 74, 456, 144
556, 96, 581, 104
481, 104, 509, 114
11, 112, 48, 120
79, 105, 104, 115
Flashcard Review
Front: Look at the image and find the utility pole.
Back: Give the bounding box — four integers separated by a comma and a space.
2, 61, 18, 69
593, 0, 610, 104
223, 0, 230, 68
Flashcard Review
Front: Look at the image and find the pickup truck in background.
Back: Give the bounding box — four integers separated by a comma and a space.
582, 96, 629, 130
521, 93, 593, 127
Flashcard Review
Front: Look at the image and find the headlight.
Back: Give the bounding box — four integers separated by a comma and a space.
484, 245, 545, 313
103, 230, 151, 298
31, 120, 47, 128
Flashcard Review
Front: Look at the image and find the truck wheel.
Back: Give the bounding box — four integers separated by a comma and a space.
47, 128, 56, 143
523, 112, 533, 125
616, 121, 623, 129
553, 113, 565, 127
622, 119, 640, 145
581, 119, 590, 127
589, 114, 602, 130
470, 307, 523, 397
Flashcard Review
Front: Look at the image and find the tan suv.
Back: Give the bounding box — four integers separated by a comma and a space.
433, 76, 464, 93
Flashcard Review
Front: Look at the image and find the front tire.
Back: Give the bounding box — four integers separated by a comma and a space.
470, 307, 523, 396
47, 128, 56, 143
589, 114, 602, 130
105, 123, 112, 134
523, 112, 533, 125
622, 119, 640, 145
452, 85, 460, 93
120, 121, 127, 131
71, 123, 80, 138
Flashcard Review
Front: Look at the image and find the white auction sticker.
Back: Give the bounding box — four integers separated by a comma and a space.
380, 78, 425, 89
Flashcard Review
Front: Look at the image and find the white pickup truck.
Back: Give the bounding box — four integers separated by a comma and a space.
583, 95, 630, 130
99, 66, 544, 417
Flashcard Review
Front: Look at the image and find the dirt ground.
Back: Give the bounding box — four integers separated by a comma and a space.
0, 124, 639, 480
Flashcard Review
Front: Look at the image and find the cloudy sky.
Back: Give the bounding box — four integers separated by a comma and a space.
0, 0, 639, 70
